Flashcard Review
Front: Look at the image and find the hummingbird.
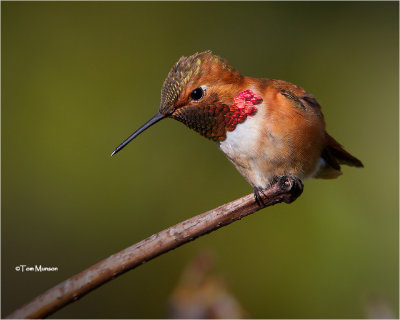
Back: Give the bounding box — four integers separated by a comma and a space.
111, 51, 363, 205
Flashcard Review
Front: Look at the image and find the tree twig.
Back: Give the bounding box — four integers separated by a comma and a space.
6, 176, 303, 319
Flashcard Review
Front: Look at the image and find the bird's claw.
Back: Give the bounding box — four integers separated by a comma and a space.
253, 186, 267, 208
253, 176, 304, 207
277, 176, 303, 203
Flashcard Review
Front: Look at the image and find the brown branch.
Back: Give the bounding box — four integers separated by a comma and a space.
6, 177, 303, 319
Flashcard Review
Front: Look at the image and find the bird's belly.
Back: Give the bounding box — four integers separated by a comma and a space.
219, 135, 321, 188
218, 139, 286, 188
217, 111, 322, 188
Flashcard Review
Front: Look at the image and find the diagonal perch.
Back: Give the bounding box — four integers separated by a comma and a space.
6, 176, 303, 319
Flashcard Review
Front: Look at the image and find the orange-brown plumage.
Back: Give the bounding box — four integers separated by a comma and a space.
112, 50, 363, 198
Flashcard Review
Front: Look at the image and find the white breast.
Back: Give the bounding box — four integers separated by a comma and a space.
218, 106, 264, 159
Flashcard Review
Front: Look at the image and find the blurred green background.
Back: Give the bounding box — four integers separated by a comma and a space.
2, 2, 398, 319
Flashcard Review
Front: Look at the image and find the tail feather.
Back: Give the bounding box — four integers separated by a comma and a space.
324, 133, 363, 168
316, 133, 363, 179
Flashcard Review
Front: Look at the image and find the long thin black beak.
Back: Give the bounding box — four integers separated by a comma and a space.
111, 112, 165, 156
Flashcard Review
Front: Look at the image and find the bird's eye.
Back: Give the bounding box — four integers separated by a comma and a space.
190, 87, 204, 101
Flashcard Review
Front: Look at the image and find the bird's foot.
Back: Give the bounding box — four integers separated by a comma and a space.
253, 176, 304, 207
277, 176, 304, 203
253, 186, 267, 208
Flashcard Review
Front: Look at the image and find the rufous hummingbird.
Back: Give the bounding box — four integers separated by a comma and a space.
111, 51, 363, 205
